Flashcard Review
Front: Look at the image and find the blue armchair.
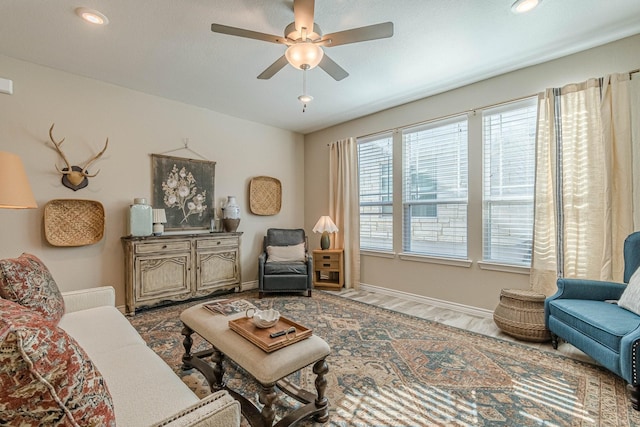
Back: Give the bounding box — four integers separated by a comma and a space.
545, 231, 640, 409
258, 228, 313, 299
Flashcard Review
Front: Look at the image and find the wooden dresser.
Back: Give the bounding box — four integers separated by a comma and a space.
121, 232, 241, 315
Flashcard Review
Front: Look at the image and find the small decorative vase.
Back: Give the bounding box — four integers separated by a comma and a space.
222, 196, 240, 232
129, 198, 153, 237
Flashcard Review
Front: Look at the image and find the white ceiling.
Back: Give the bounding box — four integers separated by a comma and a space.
1, 0, 640, 134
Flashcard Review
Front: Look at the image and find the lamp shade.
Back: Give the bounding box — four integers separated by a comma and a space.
0, 151, 37, 209
285, 42, 324, 70
152, 208, 167, 224
313, 216, 338, 234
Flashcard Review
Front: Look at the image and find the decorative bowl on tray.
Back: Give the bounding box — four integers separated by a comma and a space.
246, 308, 280, 328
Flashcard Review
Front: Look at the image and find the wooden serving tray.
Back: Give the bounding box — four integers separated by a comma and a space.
228, 315, 312, 353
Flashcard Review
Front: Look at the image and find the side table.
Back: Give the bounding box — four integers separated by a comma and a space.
312, 249, 344, 289
493, 288, 551, 342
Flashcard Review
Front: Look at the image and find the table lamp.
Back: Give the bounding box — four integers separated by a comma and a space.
0, 151, 37, 209
152, 208, 167, 235
313, 216, 338, 250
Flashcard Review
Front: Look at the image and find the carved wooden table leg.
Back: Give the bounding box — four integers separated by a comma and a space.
181, 325, 194, 370
259, 383, 278, 426
313, 358, 329, 423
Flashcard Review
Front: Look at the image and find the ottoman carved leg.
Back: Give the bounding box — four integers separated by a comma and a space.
313, 358, 329, 423
181, 325, 194, 370
259, 383, 278, 426
210, 347, 226, 390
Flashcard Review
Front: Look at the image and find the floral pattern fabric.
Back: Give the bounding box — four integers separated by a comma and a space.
0, 299, 116, 427
0, 253, 65, 324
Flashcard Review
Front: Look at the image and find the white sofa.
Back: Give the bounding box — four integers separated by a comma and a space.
58, 286, 241, 427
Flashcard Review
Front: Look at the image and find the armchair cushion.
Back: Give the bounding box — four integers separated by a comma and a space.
266, 243, 306, 262
0, 253, 65, 324
264, 261, 308, 275
618, 267, 640, 315
0, 298, 115, 426
548, 299, 640, 351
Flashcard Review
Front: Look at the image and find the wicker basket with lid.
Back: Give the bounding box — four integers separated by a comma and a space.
493, 288, 551, 342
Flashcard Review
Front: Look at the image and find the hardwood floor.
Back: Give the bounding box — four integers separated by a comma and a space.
328, 287, 595, 365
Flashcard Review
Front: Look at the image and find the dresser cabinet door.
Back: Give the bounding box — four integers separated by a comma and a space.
196, 249, 239, 295
135, 253, 192, 304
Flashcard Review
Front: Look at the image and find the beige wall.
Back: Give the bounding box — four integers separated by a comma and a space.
0, 54, 304, 307
304, 34, 640, 311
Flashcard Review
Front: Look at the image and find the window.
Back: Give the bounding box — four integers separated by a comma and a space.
358, 133, 393, 251
482, 98, 537, 266
402, 116, 468, 258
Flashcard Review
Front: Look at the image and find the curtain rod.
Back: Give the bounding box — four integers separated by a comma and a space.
353, 68, 640, 141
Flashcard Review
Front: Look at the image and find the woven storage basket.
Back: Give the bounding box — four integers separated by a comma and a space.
44, 199, 105, 247
493, 288, 551, 342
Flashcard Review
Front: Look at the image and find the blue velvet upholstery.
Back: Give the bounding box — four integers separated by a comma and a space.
258, 228, 313, 298
545, 231, 640, 409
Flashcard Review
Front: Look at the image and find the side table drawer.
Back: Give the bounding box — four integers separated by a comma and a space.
315, 260, 340, 270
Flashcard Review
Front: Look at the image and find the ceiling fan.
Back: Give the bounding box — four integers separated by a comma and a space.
210, 0, 394, 82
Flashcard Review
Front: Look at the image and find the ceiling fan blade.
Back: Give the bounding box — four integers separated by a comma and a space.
211, 23, 285, 44
319, 55, 349, 81
293, 0, 315, 35
321, 22, 394, 47
257, 55, 289, 80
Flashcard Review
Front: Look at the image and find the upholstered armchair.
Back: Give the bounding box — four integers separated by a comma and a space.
258, 228, 313, 298
545, 231, 640, 409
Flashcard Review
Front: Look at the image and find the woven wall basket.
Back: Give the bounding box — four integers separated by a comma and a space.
249, 176, 281, 216
44, 199, 105, 247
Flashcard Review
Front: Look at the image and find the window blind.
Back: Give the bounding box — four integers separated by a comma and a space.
482, 98, 537, 266
402, 116, 468, 258
358, 133, 393, 251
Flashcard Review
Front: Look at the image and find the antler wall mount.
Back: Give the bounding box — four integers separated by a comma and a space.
47, 123, 109, 191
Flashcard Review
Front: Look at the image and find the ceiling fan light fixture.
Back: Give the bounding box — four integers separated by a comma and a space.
298, 94, 313, 103
285, 42, 324, 70
511, 0, 541, 14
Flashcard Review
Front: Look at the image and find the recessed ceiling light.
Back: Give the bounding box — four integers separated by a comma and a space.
511, 0, 542, 14
75, 7, 109, 25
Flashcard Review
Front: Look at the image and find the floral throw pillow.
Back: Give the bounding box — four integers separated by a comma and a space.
0, 253, 65, 324
0, 299, 116, 427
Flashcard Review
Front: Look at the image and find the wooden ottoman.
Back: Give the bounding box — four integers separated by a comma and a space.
180, 303, 331, 427
493, 288, 551, 342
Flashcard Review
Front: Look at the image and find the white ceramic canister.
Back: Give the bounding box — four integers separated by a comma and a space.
129, 198, 153, 236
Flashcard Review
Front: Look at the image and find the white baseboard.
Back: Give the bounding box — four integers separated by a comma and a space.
240, 280, 258, 291
358, 282, 494, 319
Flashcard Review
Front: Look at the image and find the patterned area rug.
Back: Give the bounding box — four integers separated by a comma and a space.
129, 291, 640, 426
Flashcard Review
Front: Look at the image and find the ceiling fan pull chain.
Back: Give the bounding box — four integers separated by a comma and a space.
298, 64, 313, 112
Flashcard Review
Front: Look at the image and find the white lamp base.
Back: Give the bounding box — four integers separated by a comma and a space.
153, 223, 164, 236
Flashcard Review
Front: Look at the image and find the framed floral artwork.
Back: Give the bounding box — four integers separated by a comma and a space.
151, 154, 215, 231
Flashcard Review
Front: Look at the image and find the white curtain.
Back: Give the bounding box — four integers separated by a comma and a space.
329, 137, 360, 289
632, 74, 640, 229
531, 74, 634, 296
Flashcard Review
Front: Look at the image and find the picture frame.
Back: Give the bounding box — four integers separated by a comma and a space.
151, 154, 215, 231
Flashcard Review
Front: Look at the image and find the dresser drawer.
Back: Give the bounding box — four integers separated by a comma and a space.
135, 240, 191, 254
196, 236, 238, 249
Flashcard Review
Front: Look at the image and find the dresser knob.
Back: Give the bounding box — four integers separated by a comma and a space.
162, 245, 167, 249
